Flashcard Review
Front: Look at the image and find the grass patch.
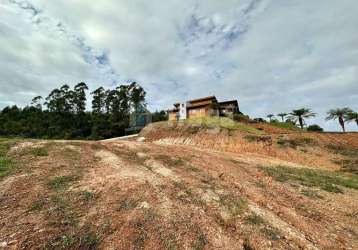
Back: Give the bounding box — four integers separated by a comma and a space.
276, 137, 316, 149
261, 165, 358, 193
48, 175, 78, 191
155, 154, 201, 173
0, 142, 11, 156
192, 232, 207, 250
0, 141, 16, 179
46, 194, 79, 227
0, 157, 15, 179
29, 198, 46, 211
62, 147, 80, 160
185, 117, 264, 134
269, 121, 300, 131
329, 145, 358, 175
174, 181, 205, 206
155, 154, 184, 166
245, 214, 265, 225
260, 226, 281, 240
327, 144, 358, 157
79, 231, 100, 249
131, 209, 158, 249
243, 135, 272, 143
335, 159, 358, 175
45, 228, 100, 249
219, 194, 247, 217
117, 198, 139, 211
81, 190, 96, 202
29, 147, 49, 157
301, 189, 323, 199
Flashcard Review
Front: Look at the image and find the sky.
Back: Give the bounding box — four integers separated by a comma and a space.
0, 0, 357, 131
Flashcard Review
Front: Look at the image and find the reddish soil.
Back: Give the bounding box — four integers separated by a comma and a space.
0, 126, 357, 249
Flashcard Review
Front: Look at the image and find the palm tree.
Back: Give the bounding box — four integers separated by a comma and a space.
346, 111, 358, 128
326, 107, 353, 132
288, 108, 316, 129
277, 113, 287, 122
267, 114, 274, 122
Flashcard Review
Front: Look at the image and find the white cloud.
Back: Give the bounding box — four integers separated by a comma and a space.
0, 0, 357, 131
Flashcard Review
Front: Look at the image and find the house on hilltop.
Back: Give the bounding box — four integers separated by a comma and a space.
168, 96, 240, 121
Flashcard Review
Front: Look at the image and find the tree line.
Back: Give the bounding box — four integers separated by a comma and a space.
0, 82, 167, 139
266, 108, 358, 132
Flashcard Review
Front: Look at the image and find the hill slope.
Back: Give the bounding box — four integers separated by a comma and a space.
0, 121, 357, 249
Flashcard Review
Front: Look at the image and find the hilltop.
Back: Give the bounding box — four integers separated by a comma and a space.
0, 118, 357, 249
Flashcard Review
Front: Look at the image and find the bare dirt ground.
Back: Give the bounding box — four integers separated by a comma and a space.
0, 128, 358, 249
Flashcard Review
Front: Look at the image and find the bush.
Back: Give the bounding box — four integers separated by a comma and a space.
270, 121, 300, 130
307, 124, 324, 132
233, 114, 251, 123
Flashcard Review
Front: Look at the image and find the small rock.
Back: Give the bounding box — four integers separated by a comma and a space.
0, 242, 7, 248
8, 240, 17, 245
136, 152, 147, 158
139, 201, 150, 209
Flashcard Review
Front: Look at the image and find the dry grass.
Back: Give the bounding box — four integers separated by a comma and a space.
185, 116, 264, 134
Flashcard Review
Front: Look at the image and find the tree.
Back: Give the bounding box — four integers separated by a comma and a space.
267, 114, 274, 122
307, 124, 324, 132
60, 84, 73, 113
128, 82, 146, 110
31, 96, 43, 110
91, 87, 106, 114
73, 82, 88, 113
0, 82, 148, 140
152, 110, 168, 122
277, 113, 287, 122
326, 107, 353, 132
44, 88, 61, 112
288, 108, 316, 129
345, 111, 358, 128
104, 89, 116, 114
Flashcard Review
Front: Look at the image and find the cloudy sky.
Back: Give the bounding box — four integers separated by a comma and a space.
1, 0, 357, 131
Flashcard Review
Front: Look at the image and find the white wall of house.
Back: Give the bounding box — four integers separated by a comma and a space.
179, 102, 187, 120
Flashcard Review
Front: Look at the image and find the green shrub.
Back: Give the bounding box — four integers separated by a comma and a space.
307, 124, 324, 132
233, 114, 251, 123
48, 175, 77, 191
269, 121, 300, 130
81, 190, 96, 202
245, 214, 265, 225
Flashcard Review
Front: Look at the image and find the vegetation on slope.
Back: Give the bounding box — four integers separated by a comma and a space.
184, 116, 264, 134
268, 121, 301, 131
0, 140, 16, 179
261, 165, 358, 193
